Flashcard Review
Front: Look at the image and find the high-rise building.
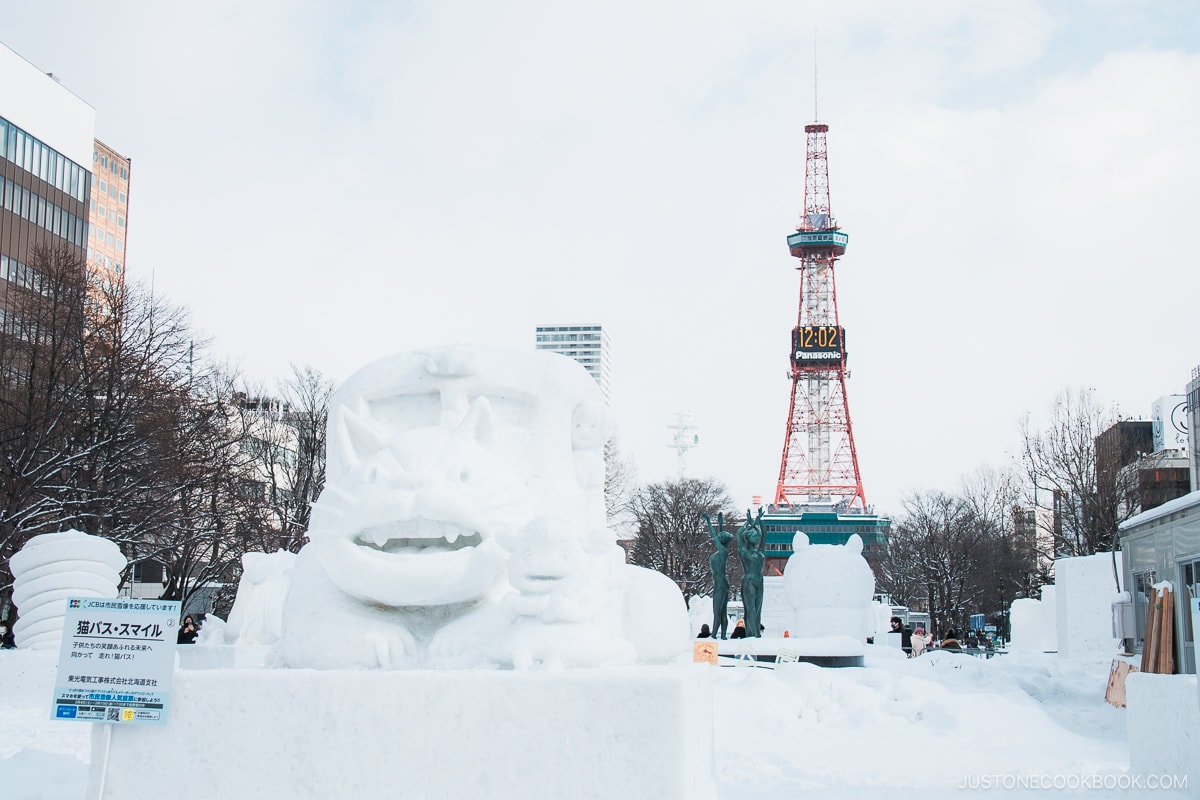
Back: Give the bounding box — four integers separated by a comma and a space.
1, 42, 95, 323
535, 324, 611, 404
86, 139, 130, 294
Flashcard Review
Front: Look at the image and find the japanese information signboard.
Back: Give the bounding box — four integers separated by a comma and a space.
52, 597, 181, 725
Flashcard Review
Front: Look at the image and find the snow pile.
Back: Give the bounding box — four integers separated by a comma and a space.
1010, 597, 1050, 652
1126, 673, 1200, 783
1054, 552, 1123, 659
782, 532, 875, 640
9, 531, 125, 650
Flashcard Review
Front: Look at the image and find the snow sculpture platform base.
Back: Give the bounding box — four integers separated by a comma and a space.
718, 635, 865, 668
87, 666, 716, 800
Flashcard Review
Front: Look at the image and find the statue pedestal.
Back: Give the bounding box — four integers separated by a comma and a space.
87, 666, 716, 800
718, 635, 866, 667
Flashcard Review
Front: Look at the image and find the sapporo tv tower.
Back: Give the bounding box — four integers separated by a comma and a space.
760, 118, 889, 575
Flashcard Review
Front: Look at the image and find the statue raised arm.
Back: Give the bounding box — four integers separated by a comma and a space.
702, 512, 733, 639
738, 508, 767, 638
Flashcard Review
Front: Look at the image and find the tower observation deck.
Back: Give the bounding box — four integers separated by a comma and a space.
774, 122, 867, 513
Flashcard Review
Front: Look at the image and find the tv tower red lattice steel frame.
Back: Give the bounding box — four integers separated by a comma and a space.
774, 123, 867, 511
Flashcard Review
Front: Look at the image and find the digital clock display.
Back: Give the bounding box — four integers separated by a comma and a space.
792, 325, 845, 366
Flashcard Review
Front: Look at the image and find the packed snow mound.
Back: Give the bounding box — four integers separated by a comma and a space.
275, 345, 689, 670
782, 532, 875, 640
9, 530, 125, 650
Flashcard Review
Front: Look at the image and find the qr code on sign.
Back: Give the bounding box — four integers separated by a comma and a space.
106, 707, 120, 721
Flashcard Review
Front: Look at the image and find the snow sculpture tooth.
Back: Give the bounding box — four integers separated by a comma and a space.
445, 528, 459, 545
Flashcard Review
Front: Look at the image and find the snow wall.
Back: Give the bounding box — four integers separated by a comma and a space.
88, 667, 716, 800
1126, 673, 1199, 785
1054, 552, 1122, 659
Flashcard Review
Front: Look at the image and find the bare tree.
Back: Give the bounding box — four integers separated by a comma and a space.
0, 244, 255, 618
603, 436, 636, 535
627, 477, 739, 604
1019, 387, 1118, 557
879, 491, 991, 637
236, 364, 334, 553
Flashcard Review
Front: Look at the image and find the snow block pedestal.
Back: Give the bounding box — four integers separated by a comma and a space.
87, 666, 716, 800
1126, 673, 1199, 784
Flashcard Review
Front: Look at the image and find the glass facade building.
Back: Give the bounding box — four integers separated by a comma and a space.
1, 42, 97, 332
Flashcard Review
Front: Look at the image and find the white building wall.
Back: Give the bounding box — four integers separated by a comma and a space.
0, 42, 95, 167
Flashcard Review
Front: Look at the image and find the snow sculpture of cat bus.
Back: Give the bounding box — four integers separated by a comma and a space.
782, 532, 876, 640
274, 345, 688, 669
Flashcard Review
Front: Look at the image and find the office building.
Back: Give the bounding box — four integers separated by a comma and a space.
1, 42, 95, 325
535, 324, 611, 403
86, 139, 130, 295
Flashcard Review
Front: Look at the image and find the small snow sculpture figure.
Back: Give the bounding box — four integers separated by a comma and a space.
225, 550, 296, 646
782, 532, 876, 640
737, 508, 766, 639
702, 512, 734, 639
494, 517, 635, 669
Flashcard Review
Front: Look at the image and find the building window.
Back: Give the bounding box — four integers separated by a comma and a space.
117, 215, 124, 227
118, 191, 126, 203
99, 180, 107, 193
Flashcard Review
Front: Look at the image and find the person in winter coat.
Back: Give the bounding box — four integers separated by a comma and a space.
910, 626, 930, 657
697, 624, 712, 638
730, 619, 747, 639
890, 616, 913, 655
177, 615, 199, 645
939, 629, 963, 652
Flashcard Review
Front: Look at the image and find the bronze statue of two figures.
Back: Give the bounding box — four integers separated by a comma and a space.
703, 508, 766, 639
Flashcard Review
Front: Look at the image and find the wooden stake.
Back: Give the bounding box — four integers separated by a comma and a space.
1141, 587, 1160, 673
1157, 586, 1174, 675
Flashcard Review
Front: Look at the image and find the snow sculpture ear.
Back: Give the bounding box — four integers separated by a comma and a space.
338, 405, 385, 464
845, 534, 863, 555
792, 531, 810, 549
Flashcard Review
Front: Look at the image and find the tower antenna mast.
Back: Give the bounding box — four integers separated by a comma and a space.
813, 28, 819, 122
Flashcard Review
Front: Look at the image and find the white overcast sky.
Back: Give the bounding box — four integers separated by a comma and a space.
2, 1, 1198, 517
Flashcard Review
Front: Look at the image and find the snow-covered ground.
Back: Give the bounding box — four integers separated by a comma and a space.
2, 644, 1188, 800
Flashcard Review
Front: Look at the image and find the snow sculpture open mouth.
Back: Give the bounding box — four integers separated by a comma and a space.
353, 521, 484, 554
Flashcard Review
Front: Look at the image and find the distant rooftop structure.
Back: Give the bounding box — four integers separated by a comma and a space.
535, 324, 611, 404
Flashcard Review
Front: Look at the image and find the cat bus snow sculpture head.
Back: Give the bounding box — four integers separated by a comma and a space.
782, 532, 877, 641
273, 345, 694, 670
308, 345, 610, 610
